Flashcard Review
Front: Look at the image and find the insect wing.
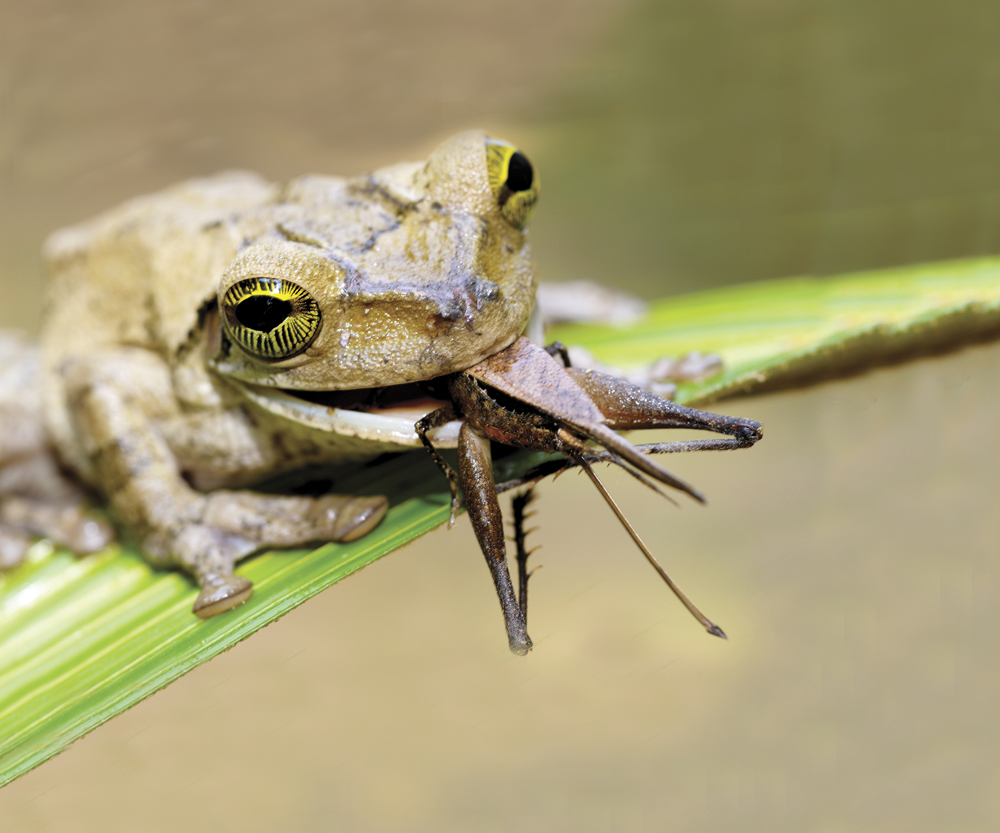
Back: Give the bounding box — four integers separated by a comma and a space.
463, 336, 605, 425
466, 337, 705, 501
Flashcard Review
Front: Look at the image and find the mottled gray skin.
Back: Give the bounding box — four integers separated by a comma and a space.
32, 131, 539, 615
0, 334, 113, 568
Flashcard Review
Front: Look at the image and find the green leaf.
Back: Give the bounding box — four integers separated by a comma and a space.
550, 257, 1000, 407
2, 256, 998, 787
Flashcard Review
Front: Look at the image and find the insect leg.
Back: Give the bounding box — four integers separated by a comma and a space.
542, 340, 571, 367
566, 367, 762, 445
458, 422, 531, 655
511, 487, 538, 624
415, 405, 462, 526
493, 434, 759, 498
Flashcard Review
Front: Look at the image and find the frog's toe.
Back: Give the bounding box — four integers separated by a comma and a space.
193, 573, 254, 618
326, 495, 388, 542
0, 496, 115, 559
0, 526, 32, 569
68, 516, 115, 554
53, 506, 115, 554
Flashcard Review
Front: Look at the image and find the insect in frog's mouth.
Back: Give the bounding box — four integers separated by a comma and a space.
232, 379, 463, 449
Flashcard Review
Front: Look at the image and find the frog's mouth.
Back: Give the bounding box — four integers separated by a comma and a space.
232, 379, 463, 449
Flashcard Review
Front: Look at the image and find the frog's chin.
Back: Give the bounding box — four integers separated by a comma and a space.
230, 379, 462, 449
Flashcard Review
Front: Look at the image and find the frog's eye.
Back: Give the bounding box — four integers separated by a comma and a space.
485, 137, 540, 229
221, 277, 321, 361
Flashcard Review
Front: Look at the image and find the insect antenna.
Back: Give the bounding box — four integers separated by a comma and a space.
574, 455, 727, 639
580, 450, 679, 506
495, 433, 754, 501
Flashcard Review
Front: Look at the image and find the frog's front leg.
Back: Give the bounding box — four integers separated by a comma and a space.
62, 348, 387, 616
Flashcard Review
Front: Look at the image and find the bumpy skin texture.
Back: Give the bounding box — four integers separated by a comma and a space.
37, 131, 538, 615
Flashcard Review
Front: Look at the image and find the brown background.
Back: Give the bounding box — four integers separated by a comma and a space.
1, 1, 999, 830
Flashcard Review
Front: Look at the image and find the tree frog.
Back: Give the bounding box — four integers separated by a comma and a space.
0, 131, 761, 653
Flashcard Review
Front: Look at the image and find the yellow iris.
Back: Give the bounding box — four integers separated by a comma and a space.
485, 138, 540, 229
222, 277, 321, 361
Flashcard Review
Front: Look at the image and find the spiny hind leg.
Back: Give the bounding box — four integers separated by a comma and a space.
490, 369, 762, 498
565, 367, 762, 446
457, 423, 531, 655
510, 487, 538, 626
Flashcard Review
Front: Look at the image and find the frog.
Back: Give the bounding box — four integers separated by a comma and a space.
2, 130, 762, 653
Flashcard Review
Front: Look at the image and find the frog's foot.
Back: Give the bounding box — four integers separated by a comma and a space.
536, 281, 647, 327
561, 345, 723, 400
0, 502, 113, 569
0, 495, 114, 555
193, 572, 254, 618
201, 491, 389, 547
0, 526, 32, 569
146, 492, 389, 618
0, 378, 115, 568
0, 452, 115, 569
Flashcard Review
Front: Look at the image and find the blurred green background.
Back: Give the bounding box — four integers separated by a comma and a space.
1, 1, 999, 831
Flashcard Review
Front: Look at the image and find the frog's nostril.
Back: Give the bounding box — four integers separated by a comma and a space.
235, 295, 292, 332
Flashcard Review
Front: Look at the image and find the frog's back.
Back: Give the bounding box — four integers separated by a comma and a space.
41, 172, 280, 478
42, 171, 279, 364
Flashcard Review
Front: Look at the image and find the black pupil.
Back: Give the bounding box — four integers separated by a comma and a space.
235, 295, 291, 332
506, 152, 533, 192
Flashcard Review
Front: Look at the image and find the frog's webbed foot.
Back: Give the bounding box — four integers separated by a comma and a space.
534, 285, 720, 396
0, 486, 113, 568
193, 572, 254, 618
536, 281, 647, 328
1, 492, 114, 552
145, 491, 389, 618
200, 491, 388, 547
0, 451, 115, 566
559, 344, 723, 401
0, 527, 33, 569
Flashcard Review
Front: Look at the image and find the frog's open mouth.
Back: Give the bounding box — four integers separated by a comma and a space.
232, 379, 463, 449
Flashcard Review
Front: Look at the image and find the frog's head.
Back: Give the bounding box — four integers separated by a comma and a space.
210, 131, 540, 394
